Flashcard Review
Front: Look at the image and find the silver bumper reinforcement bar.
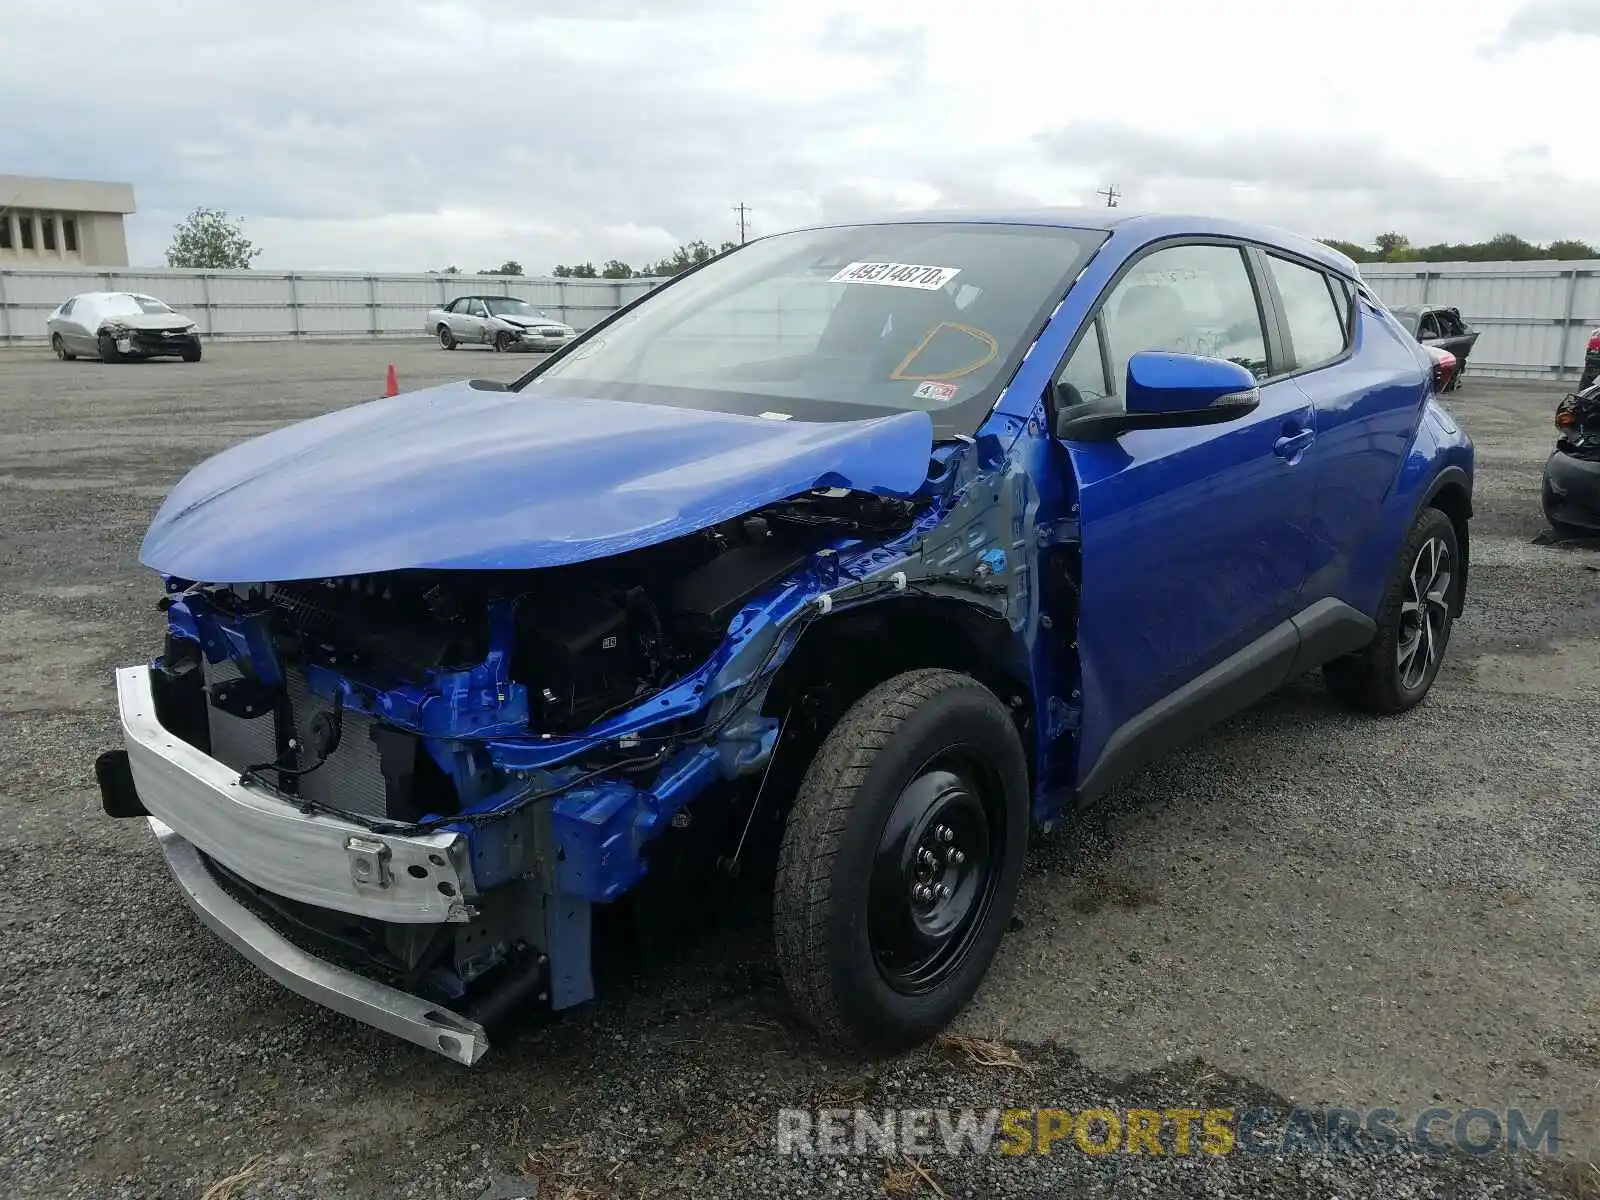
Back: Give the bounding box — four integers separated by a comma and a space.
149, 817, 490, 1065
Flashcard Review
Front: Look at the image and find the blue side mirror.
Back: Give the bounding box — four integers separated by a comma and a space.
1124, 351, 1260, 416
1055, 351, 1261, 442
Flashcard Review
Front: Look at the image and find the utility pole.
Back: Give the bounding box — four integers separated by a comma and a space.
1097, 184, 1121, 208
733, 202, 751, 245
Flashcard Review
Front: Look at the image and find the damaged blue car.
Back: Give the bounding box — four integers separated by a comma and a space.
98, 210, 1475, 1064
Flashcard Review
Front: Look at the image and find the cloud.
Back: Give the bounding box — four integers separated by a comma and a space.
1036, 121, 1600, 246
2, 0, 1598, 269
1491, 0, 1600, 50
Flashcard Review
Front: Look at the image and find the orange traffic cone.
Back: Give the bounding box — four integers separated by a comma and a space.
384, 364, 399, 397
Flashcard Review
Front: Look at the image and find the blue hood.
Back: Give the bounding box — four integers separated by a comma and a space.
140, 380, 936, 582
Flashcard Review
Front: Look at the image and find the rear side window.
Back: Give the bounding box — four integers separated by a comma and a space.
1266, 255, 1347, 370
59, 298, 76, 317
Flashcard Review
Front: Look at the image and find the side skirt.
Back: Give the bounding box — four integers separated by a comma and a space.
1075, 598, 1374, 805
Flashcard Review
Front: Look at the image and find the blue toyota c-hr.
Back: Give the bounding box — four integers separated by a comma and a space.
103, 209, 1473, 1063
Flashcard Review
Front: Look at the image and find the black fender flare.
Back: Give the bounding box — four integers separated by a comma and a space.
1419, 464, 1473, 614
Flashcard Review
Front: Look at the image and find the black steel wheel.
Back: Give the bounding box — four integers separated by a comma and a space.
438, 324, 456, 350
51, 334, 74, 361
494, 330, 516, 353
97, 331, 121, 363
775, 668, 1028, 1053
1325, 505, 1459, 713
868, 756, 1002, 995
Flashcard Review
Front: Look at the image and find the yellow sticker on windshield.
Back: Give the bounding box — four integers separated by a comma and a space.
830, 262, 962, 290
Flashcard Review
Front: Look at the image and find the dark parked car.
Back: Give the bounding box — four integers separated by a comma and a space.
1388, 304, 1478, 389
1579, 327, 1600, 390
97, 210, 1474, 1064
1542, 382, 1600, 534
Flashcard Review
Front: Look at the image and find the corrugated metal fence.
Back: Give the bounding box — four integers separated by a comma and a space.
1357, 260, 1600, 380
0, 267, 661, 344
3, 259, 1598, 380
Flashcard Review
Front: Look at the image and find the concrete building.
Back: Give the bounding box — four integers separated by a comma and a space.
0, 175, 136, 268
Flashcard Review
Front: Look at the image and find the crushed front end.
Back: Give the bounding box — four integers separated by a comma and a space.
98, 470, 1030, 1062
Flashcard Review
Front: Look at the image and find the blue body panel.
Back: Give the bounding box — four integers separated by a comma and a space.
140, 208, 1473, 1008
140, 382, 935, 583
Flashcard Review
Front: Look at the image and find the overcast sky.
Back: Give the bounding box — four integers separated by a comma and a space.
3, 0, 1597, 271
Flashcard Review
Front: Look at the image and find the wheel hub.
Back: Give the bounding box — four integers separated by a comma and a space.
868, 761, 998, 995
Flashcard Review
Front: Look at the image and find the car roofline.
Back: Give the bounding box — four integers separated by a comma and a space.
736, 208, 1363, 281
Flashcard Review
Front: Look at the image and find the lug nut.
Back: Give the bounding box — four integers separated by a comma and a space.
948, 849, 966, 866
918, 848, 937, 867
913, 883, 934, 903
937, 883, 953, 899
935, 824, 953, 843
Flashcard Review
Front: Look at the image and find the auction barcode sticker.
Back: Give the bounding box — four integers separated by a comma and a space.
829, 262, 962, 290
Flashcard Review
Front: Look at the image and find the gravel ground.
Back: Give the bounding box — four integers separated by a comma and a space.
0, 342, 1596, 1199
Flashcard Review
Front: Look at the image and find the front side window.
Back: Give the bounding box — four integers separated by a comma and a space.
58, 298, 76, 317
523, 222, 1107, 435
1057, 320, 1111, 404
1266, 254, 1347, 370
1099, 243, 1270, 390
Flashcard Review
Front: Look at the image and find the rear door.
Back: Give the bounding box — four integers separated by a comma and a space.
1284, 272, 1431, 614
1055, 239, 1320, 797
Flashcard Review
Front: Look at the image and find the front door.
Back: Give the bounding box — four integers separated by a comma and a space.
1052, 240, 1319, 796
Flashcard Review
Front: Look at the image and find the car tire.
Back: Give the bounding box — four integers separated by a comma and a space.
51, 334, 75, 362
1324, 505, 1459, 715
493, 330, 516, 353
438, 325, 456, 350
774, 668, 1028, 1054
97, 331, 121, 363
181, 339, 202, 363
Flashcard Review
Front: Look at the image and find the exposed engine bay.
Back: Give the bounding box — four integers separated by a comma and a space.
157, 488, 924, 822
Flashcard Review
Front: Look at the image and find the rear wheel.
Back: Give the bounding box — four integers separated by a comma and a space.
51, 334, 75, 361
1324, 506, 1458, 714
774, 668, 1028, 1053
437, 324, 456, 350
97, 331, 121, 363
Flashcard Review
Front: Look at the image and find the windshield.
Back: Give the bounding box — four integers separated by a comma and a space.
519, 222, 1107, 434
485, 297, 547, 317
102, 294, 175, 316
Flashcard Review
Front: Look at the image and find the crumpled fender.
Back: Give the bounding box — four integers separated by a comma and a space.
140, 380, 935, 582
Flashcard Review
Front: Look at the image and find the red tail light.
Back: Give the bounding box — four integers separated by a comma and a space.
1587, 330, 1600, 353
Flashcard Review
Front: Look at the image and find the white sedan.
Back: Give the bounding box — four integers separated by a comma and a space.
48, 292, 203, 363
426, 295, 575, 352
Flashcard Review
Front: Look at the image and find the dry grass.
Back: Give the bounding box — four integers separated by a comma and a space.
199, 1155, 264, 1200
936, 1031, 1034, 1073
1552, 1159, 1600, 1200
882, 1156, 947, 1198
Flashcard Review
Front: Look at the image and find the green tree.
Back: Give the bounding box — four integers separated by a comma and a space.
438, 265, 462, 274
1547, 238, 1599, 260
641, 239, 741, 277
600, 259, 635, 278
165, 206, 263, 269
1320, 238, 1375, 263
478, 260, 523, 276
